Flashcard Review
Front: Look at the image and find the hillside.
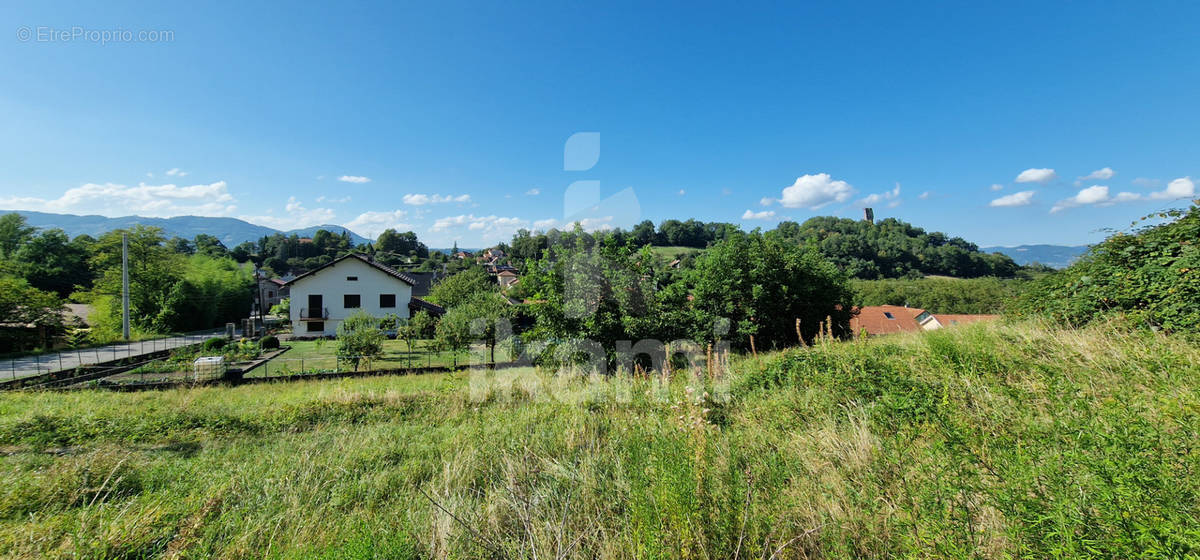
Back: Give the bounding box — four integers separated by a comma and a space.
770, 217, 1019, 278
2, 210, 371, 247
981, 244, 1089, 268
0, 321, 1195, 558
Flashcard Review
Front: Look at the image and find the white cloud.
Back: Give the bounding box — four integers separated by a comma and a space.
344, 210, 411, 238
315, 195, 351, 203
1149, 177, 1195, 200
678, 189, 686, 196
759, 197, 775, 206
338, 175, 371, 184
525, 188, 540, 196
777, 173, 856, 209
742, 209, 776, 220
402, 193, 472, 206
1075, 186, 1113, 205
0, 181, 236, 218
523, 216, 613, 233
574, 217, 614, 231
989, 190, 1036, 208
165, 168, 188, 177
1076, 167, 1115, 186
1015, 168, 1057, 184
1050, 186, 1136, 213
1049, 177, 1193, 212
918, 191, 931, 199
990, 184, 1004, 191
240, 196, 336, 229
430, 214, 530, 238
861, 183, 901, 207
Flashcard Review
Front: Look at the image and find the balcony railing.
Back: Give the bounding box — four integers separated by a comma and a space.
299, 307, 329, 320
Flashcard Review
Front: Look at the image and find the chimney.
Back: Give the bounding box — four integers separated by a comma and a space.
863, 207, 874, 224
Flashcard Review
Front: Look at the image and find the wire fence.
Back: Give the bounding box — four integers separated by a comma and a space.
1, 329, 227, 382
250, 350, 480, 378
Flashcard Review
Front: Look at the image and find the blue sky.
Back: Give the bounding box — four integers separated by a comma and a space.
1, 1, 1197, 247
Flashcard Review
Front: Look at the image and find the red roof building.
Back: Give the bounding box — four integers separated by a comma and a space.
850, 305, 998, 336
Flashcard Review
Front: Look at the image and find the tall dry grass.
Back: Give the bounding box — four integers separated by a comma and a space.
0, 319, 1196, 558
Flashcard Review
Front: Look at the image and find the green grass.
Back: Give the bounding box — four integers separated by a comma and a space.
1, 320, 1198, 558
251, 339, 474, 378
649, 245, 700, 261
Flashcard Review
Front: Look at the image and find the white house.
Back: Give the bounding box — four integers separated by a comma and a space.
285, 253, 444, 337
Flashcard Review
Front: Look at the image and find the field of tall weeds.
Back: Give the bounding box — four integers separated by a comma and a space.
0, 319, 1197, 559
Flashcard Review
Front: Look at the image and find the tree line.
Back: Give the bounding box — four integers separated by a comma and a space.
504, 216, 1019, 279
0, 213, 254, 350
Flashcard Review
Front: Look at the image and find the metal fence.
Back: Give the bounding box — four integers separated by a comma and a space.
2, 329, 227, 381
250, 351, 478, 378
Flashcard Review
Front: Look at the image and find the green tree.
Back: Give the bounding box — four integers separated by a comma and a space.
336, 311, 384, 371
1015, 201, 1200, 331
376, 229, 429, 261
435, 292, 513, 363
0, 213, 35, 260
14, 229, 93, 296
230, 241, 256, 263
409, 310, 435, 339
688, 232, 854, 349
86, 226, 184, 335
0, 275, 65, 351
165, 236, 195, 255
269, 298, 290, 317
427, 267, 497, 309
193, 234, 229, 257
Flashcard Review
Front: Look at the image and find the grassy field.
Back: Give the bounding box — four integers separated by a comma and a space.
1, 320, 1198, 558
250, 339, 474, 378
649, 245, 700, 261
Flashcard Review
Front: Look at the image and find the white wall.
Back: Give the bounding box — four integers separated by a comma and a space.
287, 258, 412, 336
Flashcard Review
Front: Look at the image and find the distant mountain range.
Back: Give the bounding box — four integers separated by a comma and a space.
982, 244, 1090, 269
3, 210, 371, 247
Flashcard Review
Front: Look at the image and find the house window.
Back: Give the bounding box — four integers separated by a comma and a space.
884, 312, 895, 319
268, 291, 275, 298
380, 294, 396, 308
344, 294, 361, 308
306, 321, 324, 333
347, 276, 358, 281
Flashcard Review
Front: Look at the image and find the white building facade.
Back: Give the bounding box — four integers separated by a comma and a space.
286, 254, 425, 337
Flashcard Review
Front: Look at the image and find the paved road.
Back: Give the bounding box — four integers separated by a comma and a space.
0, 330, 226, 382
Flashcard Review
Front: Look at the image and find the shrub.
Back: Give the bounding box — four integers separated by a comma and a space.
259, 335, 279, 350
1015, 201, 1200, 331
203, 337, 227, 351
336, 311, 384, 371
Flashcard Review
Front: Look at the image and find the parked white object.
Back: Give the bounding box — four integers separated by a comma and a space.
193, 356, 225, 381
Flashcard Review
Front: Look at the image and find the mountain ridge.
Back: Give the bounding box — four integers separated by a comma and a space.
981, 244, 1090, 269
2, 210, 371, 247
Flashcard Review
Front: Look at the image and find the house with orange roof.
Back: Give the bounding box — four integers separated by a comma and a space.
850, 305, 998, 336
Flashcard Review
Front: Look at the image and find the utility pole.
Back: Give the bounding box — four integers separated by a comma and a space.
255, 268, 266, 337
122, 233, 130, 340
